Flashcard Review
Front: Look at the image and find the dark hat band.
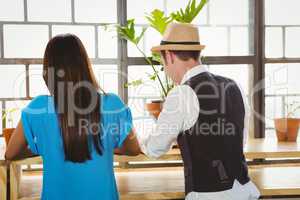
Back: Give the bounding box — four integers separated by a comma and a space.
160, 40, 201, 45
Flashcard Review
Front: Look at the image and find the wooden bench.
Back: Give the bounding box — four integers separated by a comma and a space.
16, 166, 300, 200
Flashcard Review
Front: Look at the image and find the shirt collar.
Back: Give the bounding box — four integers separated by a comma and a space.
180, 65, 208, 85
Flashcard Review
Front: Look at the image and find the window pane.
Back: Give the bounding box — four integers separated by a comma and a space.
75, 0, 117, 23
0, 0, 24, 21
138, 25, 253, 57
144, 27, 162, 56
166, 0, 207, 25
265, 27, 283, 58
209, 0, 249, 25
285, 28, 300, 58
29, 65, 49, 97
3, 25, 49, 58
200, 27, 228, 56
52, 25, 95, 58
265, 0, 300, 25
92, 65, 118, 94
127, 0, 164, 24
128, 0, 253, 56
265, 96, 282, 129
128, 65, 163, 98
265, 64, 300, 95
0, 65, 26, 98
265, 63, 300, 138
27, 0, 71, 22
208, 65, 252, 95
230, 27, 250, 55
98, 26, 117, 58
6, 100, 30, 128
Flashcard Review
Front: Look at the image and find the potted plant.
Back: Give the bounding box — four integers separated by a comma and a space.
116, 0, 208, 119
2, 108, 18, 145
274, 101, 300, 142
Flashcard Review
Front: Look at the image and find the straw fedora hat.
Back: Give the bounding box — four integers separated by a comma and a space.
151, 22, 205, 52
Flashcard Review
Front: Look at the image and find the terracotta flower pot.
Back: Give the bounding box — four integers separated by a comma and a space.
3, 128, 15, 145
146, 100, 164, 119
274, 118, 300, 142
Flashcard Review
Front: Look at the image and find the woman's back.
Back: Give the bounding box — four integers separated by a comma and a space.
5, 34, 139, 199
22, 93, 132, 200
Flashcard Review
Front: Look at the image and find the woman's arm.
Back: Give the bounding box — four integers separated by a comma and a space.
114, 128, 141, 156
5, 121, 35, 160
7, 121, 140, 158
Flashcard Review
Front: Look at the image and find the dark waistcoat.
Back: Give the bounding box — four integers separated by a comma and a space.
177, 72, 250, 194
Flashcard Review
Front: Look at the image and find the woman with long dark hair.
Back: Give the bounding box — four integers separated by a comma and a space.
5, 34, 140, 199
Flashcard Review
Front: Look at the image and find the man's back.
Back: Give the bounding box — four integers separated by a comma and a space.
178, 71, 249, 194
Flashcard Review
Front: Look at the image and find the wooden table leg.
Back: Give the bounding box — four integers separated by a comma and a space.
10, 163, 21, 200
0, 165, 7, 200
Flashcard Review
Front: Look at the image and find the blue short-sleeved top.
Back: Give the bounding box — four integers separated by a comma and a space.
21, 93, 133, 200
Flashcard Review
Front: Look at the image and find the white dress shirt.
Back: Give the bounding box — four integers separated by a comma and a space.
138, 65, 260, 200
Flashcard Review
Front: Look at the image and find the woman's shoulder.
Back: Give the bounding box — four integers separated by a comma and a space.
27, 95, 52, 108
101, 93, 127, 113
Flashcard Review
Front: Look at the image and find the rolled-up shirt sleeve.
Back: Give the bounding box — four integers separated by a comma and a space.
138, 85, 199, 158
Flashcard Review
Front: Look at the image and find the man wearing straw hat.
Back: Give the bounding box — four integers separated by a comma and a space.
138, 23, 260, 200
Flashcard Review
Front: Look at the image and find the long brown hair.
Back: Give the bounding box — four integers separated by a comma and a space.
43, 34, 103, 163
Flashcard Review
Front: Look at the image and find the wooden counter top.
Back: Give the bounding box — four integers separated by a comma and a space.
2, 137, 300, 165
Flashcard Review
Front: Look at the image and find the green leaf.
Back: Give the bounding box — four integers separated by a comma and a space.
151, 52, 161, 63
171, 0, 208, 23
125, 79, 143, 88
116, 19, 146, 45
146, 9, 173, 35
147, 72, 159, 81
